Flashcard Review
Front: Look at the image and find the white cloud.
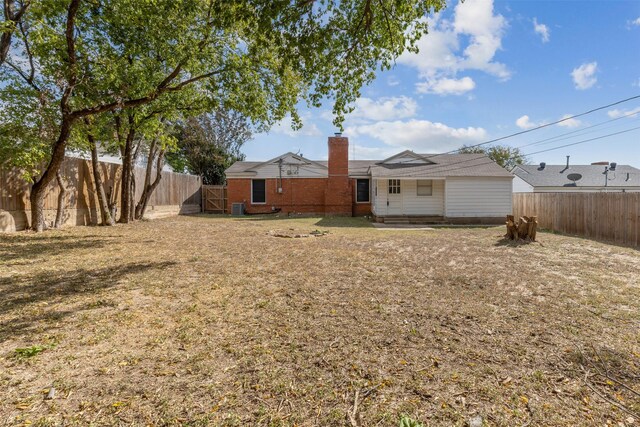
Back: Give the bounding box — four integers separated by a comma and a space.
516, 113, 582, 129
571, 62, 598, 90
346, 119, 487, 152
349, 96, 418, 122
453, 0, 510, 79
515, 115, 539, 130
556, 114, 582, 128
270, 114, 322, 137
397, 0, 509, 95
387, 76, 400, 87
632, 17, 640, 26
607, 107, 640, 119
416, 76, 476, 95
533, 17, 550, 43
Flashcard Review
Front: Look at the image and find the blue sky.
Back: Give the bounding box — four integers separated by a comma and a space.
243, 0, 640, 167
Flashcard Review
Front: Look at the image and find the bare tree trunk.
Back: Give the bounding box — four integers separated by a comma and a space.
129, 169, 136, 221
29, 0, 81, 232
135, 138, 157, 219
89, 131, 115, 226
143, 139, 157, 195
30, 116, 73, 231
118, 116, 136, 224
135, 146, 165, 220
54, 170, 67, 228
127, 130, 143, 222
119, 148, 131, 223
107, 174, 119, 221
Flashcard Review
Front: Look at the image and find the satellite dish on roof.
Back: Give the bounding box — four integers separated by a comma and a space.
567, 173, 582, 183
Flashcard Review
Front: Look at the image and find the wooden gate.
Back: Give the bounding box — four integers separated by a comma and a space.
202, 185, 227, 213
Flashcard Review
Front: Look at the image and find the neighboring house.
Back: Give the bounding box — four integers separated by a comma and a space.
512, 160, 640, 192
225, 135, 513, 223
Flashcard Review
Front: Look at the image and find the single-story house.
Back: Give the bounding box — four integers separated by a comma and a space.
225, 134, 513, 223
512, 160, 640, 192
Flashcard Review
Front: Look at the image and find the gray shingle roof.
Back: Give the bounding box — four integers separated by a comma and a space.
226, 153, 512, 178
225, 160, 374, 176
369, 154, 513, 178
513, 164, 640, 188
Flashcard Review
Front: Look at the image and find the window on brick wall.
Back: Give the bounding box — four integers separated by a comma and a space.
388, 179, 401, 194
356, 179, 370, 203
251, 179, 266, 204
417, 180, 433, 196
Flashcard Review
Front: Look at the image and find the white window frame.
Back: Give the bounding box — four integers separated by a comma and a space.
355, 179, 370, 203
388, 179, 401, 194
417, 179, 433, 196
251, 179, 266, 204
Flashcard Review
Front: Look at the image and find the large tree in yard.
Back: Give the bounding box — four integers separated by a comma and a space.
1, 0, 446, 231
459, 144, 529, 170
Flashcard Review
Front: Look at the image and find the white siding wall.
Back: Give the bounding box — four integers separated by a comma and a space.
512, 175, 534, 193
374, 179, 387, 215
371, 180, 378, 215
372, 179, 445, 216
445, 177, 513, 217
401, 180, 444, 215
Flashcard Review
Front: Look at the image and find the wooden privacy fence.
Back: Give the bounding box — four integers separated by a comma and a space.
0, 156, 202, 231
512, 193, 640, 246
202, 185, 227, 213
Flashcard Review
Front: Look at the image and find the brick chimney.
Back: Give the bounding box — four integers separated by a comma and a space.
325, 133, 352, 215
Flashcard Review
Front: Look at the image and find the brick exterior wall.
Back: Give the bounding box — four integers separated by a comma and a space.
226, 177, 328, 214
324, 136, 352, 215
225, 136, 372, 216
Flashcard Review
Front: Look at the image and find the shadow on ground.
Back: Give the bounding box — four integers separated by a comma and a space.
211, 214, 374, 228
494, 237, 538, 247
314, 217, 373, 228
0, 261, 176, 342
0, 234, 121, 262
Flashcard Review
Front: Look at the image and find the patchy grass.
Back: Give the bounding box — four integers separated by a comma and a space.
1, 215, 639, 426
13, 345, 47, 360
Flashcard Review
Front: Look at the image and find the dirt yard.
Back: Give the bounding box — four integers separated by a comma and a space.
1, 215, 639, 426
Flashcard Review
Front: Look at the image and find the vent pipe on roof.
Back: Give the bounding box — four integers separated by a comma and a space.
539, 162, 546, 170
626, 172, 630, 182
610, 162, 617, 171
566, 156, 570, 169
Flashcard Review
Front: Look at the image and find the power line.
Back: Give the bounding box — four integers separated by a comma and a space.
419, 94, 640, 160
518, 109, 640, 150
374, 125, 640, 178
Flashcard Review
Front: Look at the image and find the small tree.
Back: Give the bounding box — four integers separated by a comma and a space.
459, 144, 529, 170
168, 111, 251, 185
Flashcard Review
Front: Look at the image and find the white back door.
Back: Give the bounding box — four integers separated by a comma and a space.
386, 179, 402, 215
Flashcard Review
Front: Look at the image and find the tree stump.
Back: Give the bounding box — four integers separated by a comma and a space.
505, 215, 537, 241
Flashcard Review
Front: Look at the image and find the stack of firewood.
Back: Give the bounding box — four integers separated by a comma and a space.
505, 215, 538, 241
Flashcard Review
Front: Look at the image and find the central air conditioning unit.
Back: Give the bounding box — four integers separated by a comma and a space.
231, 203, 245, 216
